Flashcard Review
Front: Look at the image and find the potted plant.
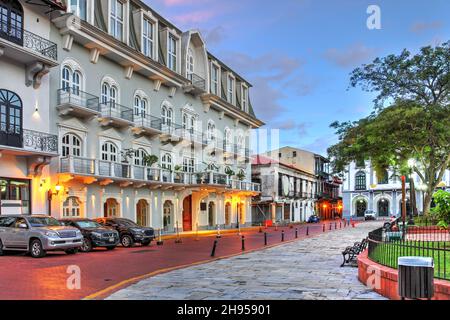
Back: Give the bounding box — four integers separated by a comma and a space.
225, 166, 235, 177
173, 165, 183, 183
236, 170, 246, 181
142, 155, 159, 180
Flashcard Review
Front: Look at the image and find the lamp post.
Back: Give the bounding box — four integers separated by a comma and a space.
407, 159, 418, 223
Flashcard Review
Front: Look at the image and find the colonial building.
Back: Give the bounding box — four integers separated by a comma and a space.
261, 147, 342, 221
0, 1, 264, 232
342, 160, 450, 219
251, 155, 316, 225
314, 154, 342, 220
0, 0, 63, 215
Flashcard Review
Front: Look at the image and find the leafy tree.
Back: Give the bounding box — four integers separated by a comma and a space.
431, 190, 450, 227
328, 42, 450, 215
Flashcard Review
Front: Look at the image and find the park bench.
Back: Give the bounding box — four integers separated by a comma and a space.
340, 238, 368, 267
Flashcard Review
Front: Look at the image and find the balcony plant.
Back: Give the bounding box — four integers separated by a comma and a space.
142, 154, 158, 167
173, 165, 183, 183
225, 167, 235, 177
236, 170, 246, 181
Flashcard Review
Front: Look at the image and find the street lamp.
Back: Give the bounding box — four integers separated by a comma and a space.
407, 158, 417, 223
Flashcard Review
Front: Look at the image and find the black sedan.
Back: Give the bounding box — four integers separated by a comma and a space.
59, 218, 119, 252
94, 217, 155, 247
307, 215, 321, 224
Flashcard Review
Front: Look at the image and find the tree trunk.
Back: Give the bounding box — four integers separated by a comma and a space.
423, 191, 433, 216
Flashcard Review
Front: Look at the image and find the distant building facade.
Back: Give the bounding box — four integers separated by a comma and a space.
251, 155, 316, 224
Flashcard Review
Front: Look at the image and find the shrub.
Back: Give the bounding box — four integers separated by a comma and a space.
431, 190, 450, 225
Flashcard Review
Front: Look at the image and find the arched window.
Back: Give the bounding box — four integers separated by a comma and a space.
161, 105, 173, 125
101, 82, 118, 106
186, 48, 194, 81
134, 148, 148, 166
0, 0, 23, 45
163, 200, 174, 231
237, 134, 244, 154
0, 89, 22, 148
224, 128, 232, 147
134, 96, 147, 117
101, 141, 118, 162
104, 198, 119, 217
161, 153, 172, 170
63, 196, 81, 217
61, 66, 82, 95
182, 113, 195, 132
62, 133, 82, 157
378, 169, 389, 185
207, 121, 216, 141
355, 171, 366, 191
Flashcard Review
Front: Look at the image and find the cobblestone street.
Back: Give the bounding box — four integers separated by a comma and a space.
107, 222, 387, 300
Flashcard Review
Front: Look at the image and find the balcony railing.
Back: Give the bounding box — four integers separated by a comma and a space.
175, 127, 207, 145
0, 24, 58, 60
57, 88, 100, 112
101, 101, 134, 123
60, 156, 261, 192
161, 122, 183, 136
134, 114, 162, 132
187, 73, 206, 91
23, 129, 58, 153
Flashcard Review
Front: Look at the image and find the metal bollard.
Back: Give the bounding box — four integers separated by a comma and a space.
281, 230, 285, 242
175, 221, 182, 244
323, 224, 326, 232
216, 224, 221, 239
329, 223, 332, 231
211, 240, 218, 257
264, 232, 267, 246
157, 229, 164, 246
295, 228, 298, 239
335, 222, 337, 230
340, 222, 342, 229
241, 235, 245, 251
306, 226, 309, 236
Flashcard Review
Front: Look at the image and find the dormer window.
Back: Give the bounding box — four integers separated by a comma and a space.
227, 74, 235, 104
241, 85, 248, 112
69, 0, 87, 20
210, 64, 219, 95
186, 48, 194, 81
110, 0, 124, 41
168, 34, 177, 72
142, 18, 154, 58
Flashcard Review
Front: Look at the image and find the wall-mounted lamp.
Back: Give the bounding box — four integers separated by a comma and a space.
48, 182, 62, 201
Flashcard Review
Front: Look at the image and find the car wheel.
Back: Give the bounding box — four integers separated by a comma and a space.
141, 240, 151, 246
30, 239, 46, 258
106, 246, 116, 251
0, 239, 4, 256
80, 237, 93, 253
65, 248, 78, 255
121, 235, 134, 248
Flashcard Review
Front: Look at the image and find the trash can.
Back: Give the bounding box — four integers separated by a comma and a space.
398, 257, 434, 300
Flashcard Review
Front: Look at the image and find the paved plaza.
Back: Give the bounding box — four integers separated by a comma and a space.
107, 222, 386, 300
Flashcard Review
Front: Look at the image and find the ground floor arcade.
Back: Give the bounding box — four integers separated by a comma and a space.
50, 176, 257, 233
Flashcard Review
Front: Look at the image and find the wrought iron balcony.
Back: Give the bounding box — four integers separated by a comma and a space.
175, 127, 207, 145
0, 25, 57, 61
23, 129, 58, 154
57, 88, 100, 117
133, 114, 162, 136
185, 73, 206, 94
100, 101, 134, 127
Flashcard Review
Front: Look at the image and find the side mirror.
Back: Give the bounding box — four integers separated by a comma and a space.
18, 223, 28, 229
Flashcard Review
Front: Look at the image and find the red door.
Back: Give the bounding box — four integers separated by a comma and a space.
183, 195, 192, 231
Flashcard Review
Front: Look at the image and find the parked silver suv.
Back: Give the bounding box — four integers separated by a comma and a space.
0, 215, 83, 258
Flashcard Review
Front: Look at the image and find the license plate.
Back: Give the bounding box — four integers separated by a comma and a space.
109, 238, 115, 242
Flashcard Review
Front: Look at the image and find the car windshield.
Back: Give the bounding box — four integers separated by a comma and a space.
27, 217, 61, 227
116, 219, 139, 227
75, 220, 102, 228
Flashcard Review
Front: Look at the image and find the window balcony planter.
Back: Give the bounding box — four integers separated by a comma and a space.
99, 101, 134, 128
132, 114, 162, 136
56, 88, 101, 118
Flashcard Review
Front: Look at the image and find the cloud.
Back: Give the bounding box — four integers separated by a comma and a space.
249, 77, 286, 120
410, 21, 443, 34
172, 9, 218, 25
300, 134, 337, 156
203, 26, 227, 45
324, 43, 377, 68
271, 119, 309, 136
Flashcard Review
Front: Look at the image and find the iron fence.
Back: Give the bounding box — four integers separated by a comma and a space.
57, 88, 100, 112
367, 225, 449, 281
23, 129, 58, 153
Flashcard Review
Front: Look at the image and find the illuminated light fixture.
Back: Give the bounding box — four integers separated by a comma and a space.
55, 184, 62, 194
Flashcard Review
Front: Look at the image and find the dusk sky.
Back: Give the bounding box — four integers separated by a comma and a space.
144, 0, 450, 156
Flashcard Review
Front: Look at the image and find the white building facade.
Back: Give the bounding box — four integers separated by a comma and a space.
342, 160, 450, 219
0, 0, 63, 215
44, 0, 263, 232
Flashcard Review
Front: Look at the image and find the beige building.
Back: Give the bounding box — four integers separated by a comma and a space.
263, 147, 315, 175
